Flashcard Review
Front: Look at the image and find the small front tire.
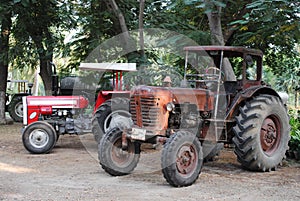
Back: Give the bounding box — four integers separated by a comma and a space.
161, 131, 203, 187
98, 128, 140, 176
22, 121, 57, 154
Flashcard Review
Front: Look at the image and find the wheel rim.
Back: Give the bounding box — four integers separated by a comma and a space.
176, 143, 198, 177
104, 110, 130, 132
14, 102, 23, 118
111, 137, 135, 168
29, 129, 49, 149
260, 116, 281, 156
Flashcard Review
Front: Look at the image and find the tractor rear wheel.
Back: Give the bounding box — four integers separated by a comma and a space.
233, 95, 290, 171
8, 95, 23, 122
98, 127, 140, 176
161, 131, 203, 187
22, 121, 57, 154
92, 98, 131, 143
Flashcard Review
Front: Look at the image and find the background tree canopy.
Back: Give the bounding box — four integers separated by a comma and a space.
0, 0, 299, 123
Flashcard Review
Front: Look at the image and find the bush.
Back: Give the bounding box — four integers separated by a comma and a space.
290, 132, 300, 152
288, 111, 300, 159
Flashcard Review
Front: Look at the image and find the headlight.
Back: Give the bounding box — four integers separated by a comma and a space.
166, 102, 175, 112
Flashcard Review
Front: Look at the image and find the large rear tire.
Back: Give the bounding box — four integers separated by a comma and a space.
161, 131, 203, 187
22, 121, 57, 154
98, 127, 140, 176
233, 95, 290, 171
8, 95, 23, 122
92, 98, 131, 143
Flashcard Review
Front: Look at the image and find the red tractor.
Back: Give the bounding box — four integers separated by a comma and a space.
98, 46, 290, 187
79, 63, 136, 143
22, 62, 136, 154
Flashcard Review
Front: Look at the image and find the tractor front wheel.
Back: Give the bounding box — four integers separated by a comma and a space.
98, 127, 140, 176
22, 121, 57, 154
161, 131, 203, 187
233, 95, 290, 171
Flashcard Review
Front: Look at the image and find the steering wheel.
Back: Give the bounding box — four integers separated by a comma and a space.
205, 67, 225, 81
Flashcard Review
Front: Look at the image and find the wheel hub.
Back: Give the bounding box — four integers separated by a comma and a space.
111, 139, 134, 167
15, 102, 23, 117
260, 117, 280, 154
29, 129, 49, 148
176, 145, 197, 175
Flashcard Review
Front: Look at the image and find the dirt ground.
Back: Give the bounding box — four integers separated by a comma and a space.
0, 122, 300, 201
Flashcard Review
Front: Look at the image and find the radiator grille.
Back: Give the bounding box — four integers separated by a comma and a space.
130, 95, 160, 127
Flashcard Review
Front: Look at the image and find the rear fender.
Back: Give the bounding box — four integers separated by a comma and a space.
93, 91, 130, 112
94, 92, 111, 112
226, 86, 283, 120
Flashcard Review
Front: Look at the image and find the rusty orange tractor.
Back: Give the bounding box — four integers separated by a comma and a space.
98, 46, 290, 187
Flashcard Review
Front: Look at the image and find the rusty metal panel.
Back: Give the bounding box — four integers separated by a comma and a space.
170, 88, 214, 111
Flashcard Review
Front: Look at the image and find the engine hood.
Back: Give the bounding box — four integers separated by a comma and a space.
131, 85, 214, 111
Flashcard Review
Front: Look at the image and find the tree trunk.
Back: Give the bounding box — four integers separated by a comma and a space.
39, 59, 53, 95
0, 12, 12, 124
206, 7, 236, 81
30, 34, 53, 95
139, 0, 145, 57
106, 0, 139, 64
108, 0, 132, 51
206, 8, 224, 45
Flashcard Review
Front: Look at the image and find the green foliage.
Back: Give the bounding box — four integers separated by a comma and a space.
1, 0, 300, 96
289, 112, 300, 153
226, 0, 300, 107
64, 0, 116, 71
124, 62, 183, 88
230, 0, 300, 50
265, 48, 300, 95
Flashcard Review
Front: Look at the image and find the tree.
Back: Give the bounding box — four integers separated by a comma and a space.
204, 0, 237, 80
229, 0, 300, 102
0, 1, 12, 124
233, 1, 299, 46
105, 0, 138, 62
11, 0, 76, 95
2, 0, 298, 101
138, 0, 145, 57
